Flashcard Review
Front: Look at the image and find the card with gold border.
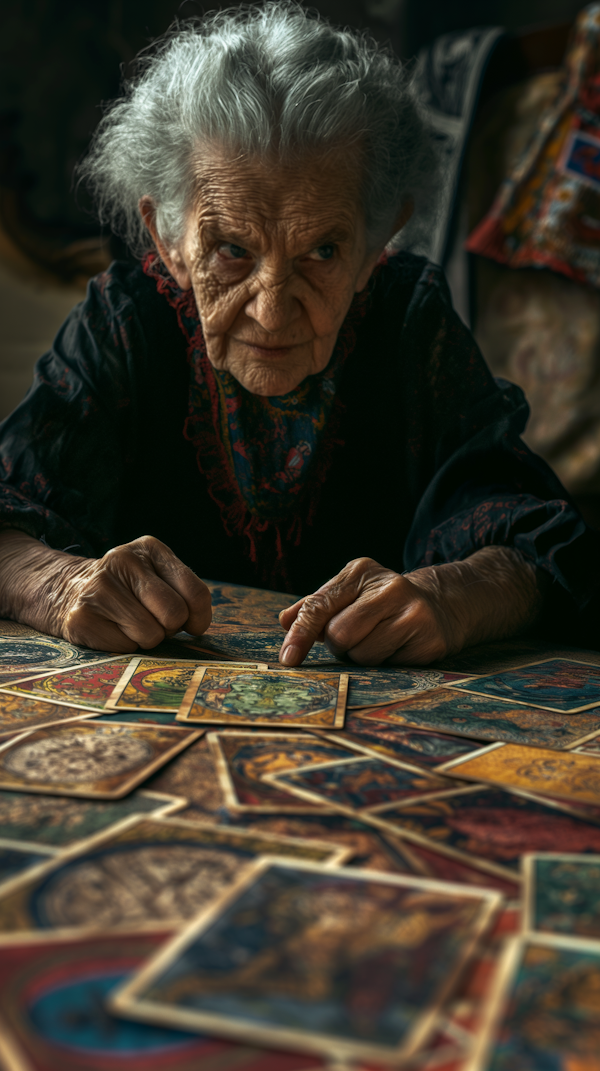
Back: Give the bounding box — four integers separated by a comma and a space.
207, 730, 355, 813
465, 931, 600, 1071
263, 754, 453, 815
437, 741, 600, 808
522, 851, 600, 940
109, 856, 502, 1065
0, 721, 202, 799
176, 666, 348, 729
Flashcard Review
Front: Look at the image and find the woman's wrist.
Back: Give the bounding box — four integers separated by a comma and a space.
0, 529, 88, 634
405, 546, 543, 654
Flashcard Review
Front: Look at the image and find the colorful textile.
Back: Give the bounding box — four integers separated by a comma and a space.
466, 4, 600, 288
142, 252, 371, 567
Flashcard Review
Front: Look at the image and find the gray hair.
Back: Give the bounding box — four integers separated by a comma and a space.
79, 1, 439, 257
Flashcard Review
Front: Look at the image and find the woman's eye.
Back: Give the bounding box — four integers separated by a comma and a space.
220, 243, 248, 260
307, 244, 335, 261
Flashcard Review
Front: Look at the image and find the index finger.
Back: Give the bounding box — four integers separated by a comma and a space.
279, 576, 358, 666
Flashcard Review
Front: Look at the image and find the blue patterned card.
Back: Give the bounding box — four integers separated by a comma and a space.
449, 659, 600, 713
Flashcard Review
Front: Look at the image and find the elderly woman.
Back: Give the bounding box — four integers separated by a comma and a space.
0, 3, 596, 666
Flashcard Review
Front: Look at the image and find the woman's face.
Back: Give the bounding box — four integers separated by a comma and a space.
142, 148, 385, 395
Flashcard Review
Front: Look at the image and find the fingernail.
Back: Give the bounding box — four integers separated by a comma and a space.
280, 644, 300, 666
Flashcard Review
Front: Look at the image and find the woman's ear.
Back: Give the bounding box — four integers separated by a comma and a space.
138, 196, 193, 290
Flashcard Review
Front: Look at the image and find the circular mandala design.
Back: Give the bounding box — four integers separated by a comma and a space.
0, 637, 77, 669
198, 672, 337, 719
36, 845, 244, 926
3, 732, 153, 783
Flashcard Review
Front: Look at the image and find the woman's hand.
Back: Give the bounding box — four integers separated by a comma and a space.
0, 530, 212, 651
278, 548, 542, 666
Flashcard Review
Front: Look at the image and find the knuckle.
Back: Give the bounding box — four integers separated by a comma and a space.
101, 544, 133, 571
296, 592, 332, 623
346, 556, 376, 570
135, 535, 161, 550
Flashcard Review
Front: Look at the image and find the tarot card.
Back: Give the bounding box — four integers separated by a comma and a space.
467, 933, 600, 1071
182, 626, 337, 664
0, 693, 100, 737
176, 666, 348, 729
264, 755, 453, 815
110, 857, 501, 1063
104, 656, 269, 712
0, 720, 201, 799
316, 715, 483, 770
0, 838, 56, 889
356, 687, 600, 749
0, 930, 330, 1071
448, 658, 600, 713
143, 735, 228, 819
0, 788, 185, 847
208, 730, 355, 813
0, 655, 130, 712
0, 633, 111, 686
229, 811, 425, 875
205, 579, 296, 628
0, 813, 350, 934
438, 742, 600, 807
315, 666, 471, 708
522, 852, 600, 939
373, 783, 600, 881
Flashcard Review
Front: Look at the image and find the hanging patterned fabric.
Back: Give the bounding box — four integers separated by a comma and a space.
466, 4, 600, 288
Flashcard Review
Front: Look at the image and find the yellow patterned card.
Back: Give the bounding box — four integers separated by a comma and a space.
176, 666, 348, 729
438, 742, 600, 807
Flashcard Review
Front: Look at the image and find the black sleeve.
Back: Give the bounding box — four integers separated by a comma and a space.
0, 266, 145, 556
393, 259, 600, 639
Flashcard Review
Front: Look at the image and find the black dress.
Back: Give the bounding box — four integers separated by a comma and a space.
0, 251, 597, 638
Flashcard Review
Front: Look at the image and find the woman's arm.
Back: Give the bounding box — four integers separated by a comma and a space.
0, 529, 211, 651
278, 546, 543, 666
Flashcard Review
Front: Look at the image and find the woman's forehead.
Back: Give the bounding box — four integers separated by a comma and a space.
191, 147, 363, 244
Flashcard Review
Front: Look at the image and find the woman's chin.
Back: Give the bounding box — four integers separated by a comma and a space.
234, 364, 309, 397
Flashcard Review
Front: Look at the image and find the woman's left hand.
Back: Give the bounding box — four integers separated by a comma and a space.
278, 549, 542, 666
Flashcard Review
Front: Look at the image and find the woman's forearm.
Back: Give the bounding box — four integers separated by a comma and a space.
0, 528, 212, 650
0, 528, 86, 634
406, 545, 544, 655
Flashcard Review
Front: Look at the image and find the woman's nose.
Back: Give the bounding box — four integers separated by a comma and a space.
244, 278, 301, 334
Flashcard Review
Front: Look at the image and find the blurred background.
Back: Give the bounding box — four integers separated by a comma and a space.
2, 0, 599, 518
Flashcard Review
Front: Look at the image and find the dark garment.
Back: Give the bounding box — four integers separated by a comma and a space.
0, 252, 597, 636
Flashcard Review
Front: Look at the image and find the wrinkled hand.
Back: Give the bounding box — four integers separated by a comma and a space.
278, 558, 455, 667
0, 531, 212, 652
278, 550, 541, 667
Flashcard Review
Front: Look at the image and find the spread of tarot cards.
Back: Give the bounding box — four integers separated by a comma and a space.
2, 598, 600, 1069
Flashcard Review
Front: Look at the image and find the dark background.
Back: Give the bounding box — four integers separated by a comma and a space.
0, 0, 589, 249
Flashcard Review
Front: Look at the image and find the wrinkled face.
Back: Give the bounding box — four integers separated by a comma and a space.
145, 148, 383, 395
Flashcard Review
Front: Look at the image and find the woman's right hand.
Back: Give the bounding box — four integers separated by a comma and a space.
0, 530, 212, 651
